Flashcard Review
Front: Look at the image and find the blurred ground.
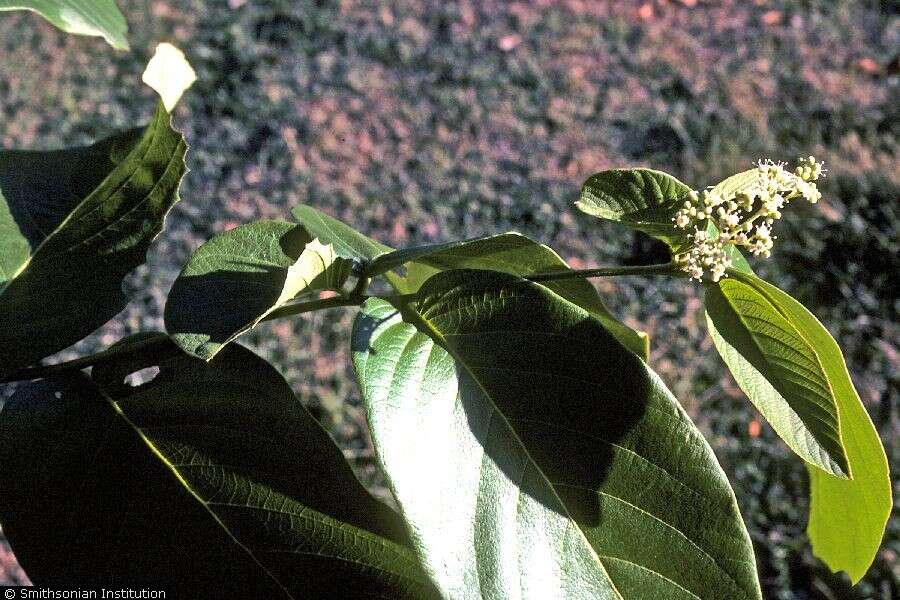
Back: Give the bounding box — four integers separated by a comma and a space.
0, 0, 897, 597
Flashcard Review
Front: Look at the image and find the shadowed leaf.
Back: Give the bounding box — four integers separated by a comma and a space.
0, 335, 435, 598
165, 220, 353, 360
0, 104, 186, 378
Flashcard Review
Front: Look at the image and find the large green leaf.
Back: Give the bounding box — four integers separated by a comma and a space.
0, 104, 186, 378
0, 0, 128, 49
0, 335, 435, 598
352, 270, 760, 599
577, 168, 693, 254
705, 277, 849, 477
710, 272, 890, 582
165, 220, 353, 360
371, 233, 647, 358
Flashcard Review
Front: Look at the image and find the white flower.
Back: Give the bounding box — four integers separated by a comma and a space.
673, 156, 825, 280
796, 155, 826, 181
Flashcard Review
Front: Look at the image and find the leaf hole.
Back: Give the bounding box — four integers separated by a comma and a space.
124, 366, 160, 387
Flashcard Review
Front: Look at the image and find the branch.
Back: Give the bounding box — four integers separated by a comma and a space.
0, 335, 178, 384
262, 294, 367, 321
525, 262, 679, 283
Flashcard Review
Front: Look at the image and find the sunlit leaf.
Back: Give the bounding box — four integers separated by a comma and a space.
705, 276, 849, 476
290, 207, 647, 358
705, 269, 890, 581
143, 43, 196, 111
0, 0, 128, 49
353, 269, 760, 599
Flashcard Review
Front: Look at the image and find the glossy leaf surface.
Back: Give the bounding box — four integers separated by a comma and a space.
704, 243, 890, 580
291, 207, 646, 357
353, 270, 760, 599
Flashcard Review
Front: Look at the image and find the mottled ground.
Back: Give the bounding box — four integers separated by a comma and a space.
0, 1, 897, 596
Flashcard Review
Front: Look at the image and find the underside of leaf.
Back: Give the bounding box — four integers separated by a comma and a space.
705, 278, 849, 477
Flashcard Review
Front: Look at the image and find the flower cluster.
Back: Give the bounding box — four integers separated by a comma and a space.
673, 156, 825, 282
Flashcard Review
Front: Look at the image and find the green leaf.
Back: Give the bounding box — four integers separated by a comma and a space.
0, 335, 435, 597
291, 204, 393, 262
366, 236, 516, 277
0, 0, 128, 50
165, 220, 353, 360
368, 232, 649, 359
352, 270, 761, 599
577, 168, 693, 253
714, 274, 889, 582
0, 104, 186, 378
709, 168, 764, 202
705, 276, 849, 477
704, 240, 888, 579
290, 207, 647, 358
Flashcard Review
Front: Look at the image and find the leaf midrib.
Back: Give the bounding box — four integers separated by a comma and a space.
396, 293, 626, 600
0, 112, 159, 296
721, 274, 847, 474
102, 393, 296, 600
408, 284, 757, 598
